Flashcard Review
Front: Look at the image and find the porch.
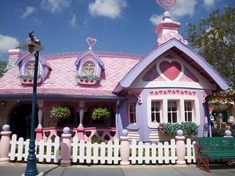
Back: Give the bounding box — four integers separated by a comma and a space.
3, 99, 118, 142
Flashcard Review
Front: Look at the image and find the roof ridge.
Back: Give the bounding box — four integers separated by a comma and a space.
43, 51, 143, 60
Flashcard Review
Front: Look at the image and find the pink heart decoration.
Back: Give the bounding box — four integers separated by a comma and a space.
159, 61, 181, 81
86, 37, 97, 49
156, 0, 176, 11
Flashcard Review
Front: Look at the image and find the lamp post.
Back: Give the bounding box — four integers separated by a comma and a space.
18, 31, 43, 176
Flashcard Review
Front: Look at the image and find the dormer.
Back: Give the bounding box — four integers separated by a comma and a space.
16, 52, 51, 85
75, 37, 104, 85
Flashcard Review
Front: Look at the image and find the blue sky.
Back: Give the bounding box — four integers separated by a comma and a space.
0, 0, 234, 61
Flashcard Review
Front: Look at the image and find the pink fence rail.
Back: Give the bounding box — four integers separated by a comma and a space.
37, 127, 116, 142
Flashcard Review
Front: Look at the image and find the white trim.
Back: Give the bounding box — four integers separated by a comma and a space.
147, 93, 200, 128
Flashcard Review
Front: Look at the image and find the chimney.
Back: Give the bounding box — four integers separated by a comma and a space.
6, 49, 22, 70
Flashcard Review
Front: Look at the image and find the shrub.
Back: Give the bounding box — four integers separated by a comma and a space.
161, 122, 198, 136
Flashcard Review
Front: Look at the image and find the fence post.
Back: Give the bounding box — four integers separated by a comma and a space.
224, 129, 233, 137
120, 129, 130, 165
175, 129, 186, 165
0, 124, 12, 164
61, 127, 72, 167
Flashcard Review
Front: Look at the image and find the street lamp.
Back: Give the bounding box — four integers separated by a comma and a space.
18, 31, 43, 176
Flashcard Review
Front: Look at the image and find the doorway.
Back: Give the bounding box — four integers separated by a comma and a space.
9, 103, 38, 139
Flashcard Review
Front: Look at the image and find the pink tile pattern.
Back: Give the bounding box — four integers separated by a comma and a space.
0, 53, 140, 97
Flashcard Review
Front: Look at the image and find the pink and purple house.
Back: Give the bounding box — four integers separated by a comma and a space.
0, 10, 229, 142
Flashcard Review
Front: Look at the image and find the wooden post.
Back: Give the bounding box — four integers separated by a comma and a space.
0, 124, 12, 164
120, 129, 130, 165
61, 127, 72, 166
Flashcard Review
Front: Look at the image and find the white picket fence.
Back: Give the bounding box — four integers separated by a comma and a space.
8, 134, 196, 164
129, 139, 196, 164
71, 138, 120, 164
9, 134, 60, 163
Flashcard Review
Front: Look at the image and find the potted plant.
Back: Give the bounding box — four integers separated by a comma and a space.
92, 107, 110, 121
49, 106, 71, 120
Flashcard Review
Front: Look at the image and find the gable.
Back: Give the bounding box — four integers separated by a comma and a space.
115, 39, 229, 92
129, 51, 216, 90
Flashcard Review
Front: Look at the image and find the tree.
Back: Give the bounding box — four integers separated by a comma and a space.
187, 7, 235, 87
0, 59, 7, 77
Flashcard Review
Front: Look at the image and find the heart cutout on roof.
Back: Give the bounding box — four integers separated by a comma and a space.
159, 61, 181, 81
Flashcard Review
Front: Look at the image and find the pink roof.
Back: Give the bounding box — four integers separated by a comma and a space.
0, 52, 140, 98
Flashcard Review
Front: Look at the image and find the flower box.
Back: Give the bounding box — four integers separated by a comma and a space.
18, 75, 42, 85
77, 75, 100, 85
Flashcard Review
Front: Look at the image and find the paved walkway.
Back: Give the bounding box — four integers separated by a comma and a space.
0, 163, 235, 176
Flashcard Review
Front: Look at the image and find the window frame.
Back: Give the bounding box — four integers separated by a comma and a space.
151, 100, 162, 124
128, 103, 137, 124
23, 60, 41, 76
147, 92, 200, 128
167, 100, 178, 123
81, 60, 96, 76
184, 100, 194, 122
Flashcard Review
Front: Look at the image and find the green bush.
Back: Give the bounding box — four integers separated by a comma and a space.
92, 108, 110, 120
50, 106, 71, 120
161, 122, 198, 136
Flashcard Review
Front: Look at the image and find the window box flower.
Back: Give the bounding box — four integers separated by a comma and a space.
77, 74, 100, 85
18, 74, 42, 85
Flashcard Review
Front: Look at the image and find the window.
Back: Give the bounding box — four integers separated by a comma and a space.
25, 61, 35, 76
168, 100, 177, 123
151, 101, 161, 123
82, 61, 96, 76
129, 103, 136, 123
184, 101, 193, 121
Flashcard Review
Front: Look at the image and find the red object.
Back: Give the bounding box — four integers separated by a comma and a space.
159, 61, 181, 80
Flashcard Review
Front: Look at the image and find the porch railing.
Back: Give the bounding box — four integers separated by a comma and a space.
36, 127, 116, 142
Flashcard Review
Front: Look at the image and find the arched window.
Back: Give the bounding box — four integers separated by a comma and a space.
24, 61, 35, 76
81, 61, 96, 76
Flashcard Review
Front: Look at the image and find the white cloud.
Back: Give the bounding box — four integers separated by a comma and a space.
88, 0, 127, 19
0, 34, 20, 53
41, 0, 71, 13
203, 0, 216, 7
149, 14, 163, 26
69, 14, 77, 27
171, 0, 197, 18
21, 6, 36, 18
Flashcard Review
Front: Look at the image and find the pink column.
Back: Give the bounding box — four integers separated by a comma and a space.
35, 128, 43, 141
120, 129, 130, 165
76, 126, 85, 141
36, 100, 44, 141
175, 129, 186, 165
0, 124, 12, 164
61, 127, 72, 167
